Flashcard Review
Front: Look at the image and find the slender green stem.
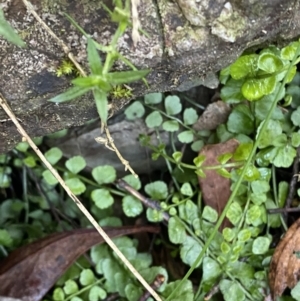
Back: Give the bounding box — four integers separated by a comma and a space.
165, 42, 300, 301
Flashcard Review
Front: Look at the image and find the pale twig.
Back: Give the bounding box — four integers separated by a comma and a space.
0, 95, 162, 301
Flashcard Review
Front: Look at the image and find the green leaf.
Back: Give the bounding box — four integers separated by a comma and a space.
65, 156, 86, 174
91, 188, 114, 209
87, 38, 102, 74
89, 286, 107, 301
242, 164, 260, 181
273, 145, 296, 168
223, 228, 235, 242
45, 147, 63, 165
93, 88, 108, 124
50, 86, 90, 103
15, 141, 29, 152
220, 279, 245, 301
227, 104, 254, 135
92, 165, 116, 184
291, 106, 300, 126
42, 170, 59, 186
72, 76, 102, 88
218, 153, 233, 164
202, 206, 218, 223
230, 54, 258, 79
180, 236, 202, 267
165, 95, 182, 115
162, 280, 194, 301
193, 155, 206, 168
220, 79, 244, 103
246, 204, 262, 225
252, 236, 271, 254
0, 8, 25, 47
292, 132, 300, 147
278, 181, 288, 208
168, 217, 186, 244
179, 200, 198, 224
146, 208, 164, 222
125, 283, 142, 301
291, 281, 300, 300
106, 69, 150, 85
180, 183, 193, 196
178, 130, 194, 143
124, 101, 145, 120
122, 174, 141, 190
237, 229, 252, 242
144, 92, 163, 104
257, 119, 282, 149
99, 217, 122, 227
122, 195, 143, 217
251, 180, 270, 195
258, 53, 283, 73
145, 111, 163, 128
281, 41, 300, 61
191, 140, 204, 152
254, 94, 284, 121
145, 181, 168, 200
172, 151, 182, 162
183, 108, 198, 125
162, 120, 179, 132
0, 229, 12, 246
202, 257, 222, 290
65, 178, 86, 195
242, 76, 276, 101
63, 279, 79, 295
53, 287, 65, 301
233, 143, 252, 161
226, 202, 242, 225
80, 269, 95, 286
23, 156, 36, 168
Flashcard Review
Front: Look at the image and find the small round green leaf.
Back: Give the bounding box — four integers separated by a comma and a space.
291, 107, 300, 126
122, 195, 143, 217
144, 92, 163, 104
258, 53, 283, 73
89, 286, 107, 301
230, 54, 258, 79
45, 147, 63, 165
80, 269, 95, 286
63, 279, 78, 295
178, 130, 194, 143
145, 111, 163, 128
146, 208, 164, 222
191, 140, 204, 152
252, 236, 271, 254
168, 217, 186, 244
65, 156, 86, 174
124, 101, 145, 120
180, 183, 193, 196
183, 108, 198, 125
42, 170, 58, 186
165, 95, 182, 115
202, 206, 218, 223
220, 279, 245, 301
237, 229, 252, 242
122, 174, 141, 190
53, 288, 65, 301
145, 181, 168, 200
91, 188, 114, 209
180, 236, 202, 267
65, 178, 86, 195
15, 142, 29, 153
162, 120, 179, 132
226, 202, 242, 225
92, 165, 116, 184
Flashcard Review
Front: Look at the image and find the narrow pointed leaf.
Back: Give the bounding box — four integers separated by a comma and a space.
93, 89, 108, 123
72, 76, 99, 88
0, 9, 25, 47
49, 86, 91, 103
106, 69, 150, 85
87, 38, 103, 74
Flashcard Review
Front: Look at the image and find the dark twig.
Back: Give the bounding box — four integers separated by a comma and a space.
138, 274, 165, 301
268, 207, 300, 214
204, 284, 219, 301
116, 179, 170, 222
285, 146, 300, 210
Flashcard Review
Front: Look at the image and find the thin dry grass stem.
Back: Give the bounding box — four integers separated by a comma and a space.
0, 95, 162, 301
95, 124, 138, 178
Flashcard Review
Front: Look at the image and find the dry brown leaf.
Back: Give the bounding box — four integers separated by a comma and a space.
0, 225, 160, 301
197, 139, 239, 229
269, 217, 300, 298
